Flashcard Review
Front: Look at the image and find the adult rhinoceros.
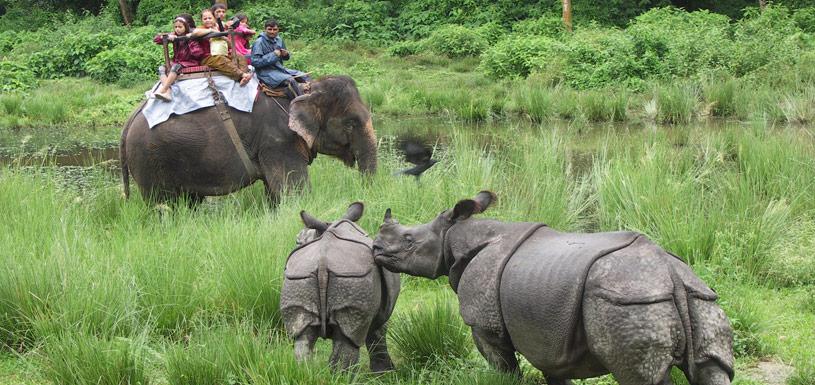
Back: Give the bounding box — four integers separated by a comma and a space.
372, 191, 734, 385
120, 76, 376, 204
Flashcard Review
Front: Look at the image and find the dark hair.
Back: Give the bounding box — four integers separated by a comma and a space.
177, 13, 196, 29
210, 3, 226, 13
234, 12, 247, 22
264, 19, 279, 28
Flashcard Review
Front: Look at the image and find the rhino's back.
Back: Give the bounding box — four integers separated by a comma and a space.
499, 229, 639, 377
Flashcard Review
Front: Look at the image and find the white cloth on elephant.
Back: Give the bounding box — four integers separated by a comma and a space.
142, 74, 260, 128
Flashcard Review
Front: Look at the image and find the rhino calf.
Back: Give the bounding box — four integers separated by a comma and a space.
373, 191, 734, 385
281, 202, 400, 372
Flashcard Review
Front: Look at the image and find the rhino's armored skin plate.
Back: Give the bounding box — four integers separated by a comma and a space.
373, 191, 734, 385
281, 203, 400, 372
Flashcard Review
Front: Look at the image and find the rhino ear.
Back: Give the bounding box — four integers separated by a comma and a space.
343, 202, 364, 222
383, 208, 393, 224
473, 190, 497, 214
288, 93, 320, 150
450, 199, 478, 222
300, 210, 328, 232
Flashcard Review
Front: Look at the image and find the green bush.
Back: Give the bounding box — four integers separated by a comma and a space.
626, 7, 734, 79
387, 40, 425, 57
328, 0, 396, 43
0, 60, 37, 92
480, 35, 562, 79
731, 5, 805, 76
793, 7, 815, 33
427, 24, 487, 58
135, 0, 209, 27
511, 13, 566, 37
559, 27, 641, 89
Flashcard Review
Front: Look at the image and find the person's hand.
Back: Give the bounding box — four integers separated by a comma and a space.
279, 49, 288, 56
274, 49, 281, 57
167, 34, 176, 41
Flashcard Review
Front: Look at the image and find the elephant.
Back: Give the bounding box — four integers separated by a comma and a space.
119, 76, 377, 204
281, 202, 401, 372
372, 191, 734, 385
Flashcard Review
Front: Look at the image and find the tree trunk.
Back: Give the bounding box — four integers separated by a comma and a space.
117, 0, 132, 26
562, 0, 573, 32
759, 0, 767, 10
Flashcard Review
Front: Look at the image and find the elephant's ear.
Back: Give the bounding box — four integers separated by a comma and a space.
288, 93, 320, 150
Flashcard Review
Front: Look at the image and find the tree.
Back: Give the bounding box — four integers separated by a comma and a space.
117, 0, 132, 25
562, 0, 572, 32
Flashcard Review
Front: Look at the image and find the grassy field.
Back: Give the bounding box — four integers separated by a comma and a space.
1, 114, 814, 384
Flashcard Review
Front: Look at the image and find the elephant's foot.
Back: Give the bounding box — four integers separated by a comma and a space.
544, 376, 574, 385
365, 324, 395, 373
689, 361, 731, 385
470, 327, 519, 375
293, 327, 318, 361
329, 331, 360, 372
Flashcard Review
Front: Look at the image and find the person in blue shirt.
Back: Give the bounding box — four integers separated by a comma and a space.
250, 19, 310, 96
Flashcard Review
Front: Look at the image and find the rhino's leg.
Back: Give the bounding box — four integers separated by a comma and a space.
544, 376, 574, 385
688, 361, 731, 385
471, 326, 519, 375
365, 323, 394, 373
329, 329, 360, 372
583, 297, 679, 385
294, 326, 318, 361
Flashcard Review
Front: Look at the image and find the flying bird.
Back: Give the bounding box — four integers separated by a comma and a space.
394, 137, 439, 180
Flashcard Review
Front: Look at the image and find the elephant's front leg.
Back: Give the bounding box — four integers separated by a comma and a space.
258, 151, 310, 205
293, 326, 318, 361
470, 326, 519, 375
365, 323, 395, 373
329, 329, 360, 372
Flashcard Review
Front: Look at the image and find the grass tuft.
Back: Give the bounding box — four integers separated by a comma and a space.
389, 292, 471, 366
39, 332, 149, 385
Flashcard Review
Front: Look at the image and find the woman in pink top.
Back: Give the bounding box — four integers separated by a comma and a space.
232, 13, 256, 61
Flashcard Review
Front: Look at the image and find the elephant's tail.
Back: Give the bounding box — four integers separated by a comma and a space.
120, 100, 147, 200
669, 263, 696, 384
120, 135, 130, 199
318, 255, 329, 339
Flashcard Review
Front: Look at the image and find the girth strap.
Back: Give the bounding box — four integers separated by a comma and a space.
207, 73, 258, 179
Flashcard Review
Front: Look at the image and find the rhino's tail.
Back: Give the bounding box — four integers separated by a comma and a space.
318, 256, 329, 338
668, 264, 696, 384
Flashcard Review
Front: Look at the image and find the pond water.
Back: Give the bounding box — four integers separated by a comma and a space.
1, 116, 812, 172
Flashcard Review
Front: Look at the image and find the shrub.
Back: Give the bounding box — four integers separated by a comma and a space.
426, 24, 487, 58
85, 46, 160, 83
793, 7, 815, 33
626, 7, 734, 79
328, 0, 396, 43
0, 61, 37, 92
480, 35, 562, 79
511, 13, 566, 37
135, 0, 209, 27
387, 40, 425, 57
29, 33, 120, 79
731, 5, 804, 76
389, 292, 471, 366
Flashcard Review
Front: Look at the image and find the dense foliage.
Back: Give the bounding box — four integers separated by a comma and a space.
2, 1, 814, 92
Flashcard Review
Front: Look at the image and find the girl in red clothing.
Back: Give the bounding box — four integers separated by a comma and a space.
152, 14, 204, 101
232, 13, 256, 61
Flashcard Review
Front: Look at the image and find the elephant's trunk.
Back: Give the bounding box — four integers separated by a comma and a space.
353, 118, 378, 174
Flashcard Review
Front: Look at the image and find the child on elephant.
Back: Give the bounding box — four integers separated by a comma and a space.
232, 13, 255, 61
152, 13, 204, 102
190, 8, 252, 86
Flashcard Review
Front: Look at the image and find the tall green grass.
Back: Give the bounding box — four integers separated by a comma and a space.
39, 332, 150, 385
389, 292, 471, 366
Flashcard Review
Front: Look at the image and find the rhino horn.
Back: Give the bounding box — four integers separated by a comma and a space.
300, 210, 329, 232
343, 202, 365, 222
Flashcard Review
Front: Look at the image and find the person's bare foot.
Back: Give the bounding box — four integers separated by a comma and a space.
154, 90, 172, 102
239, 73, 252, 86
